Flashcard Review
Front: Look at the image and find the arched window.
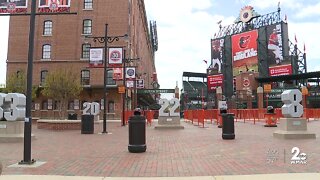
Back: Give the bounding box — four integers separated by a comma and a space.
81, 70, 90, 85
83, 19, 92, 34
108, 101, 114, 113
43, 20, 52, 35
42, 100, 48, 110
84, 0, 93, 9
42, 44, 51, 59
40, 70, 48, 86
81, 43, 91, 59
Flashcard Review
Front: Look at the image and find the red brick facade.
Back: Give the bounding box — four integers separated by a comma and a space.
6, 0, 156, 119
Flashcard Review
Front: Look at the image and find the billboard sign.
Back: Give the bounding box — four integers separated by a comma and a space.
208, 74, 223, 91
232, 30, 258, 76
267, 23, 286, 67
269, 64, 292, 77
0, 0, 28, 13
38, 0, 71, 12
209, 38, 224, 74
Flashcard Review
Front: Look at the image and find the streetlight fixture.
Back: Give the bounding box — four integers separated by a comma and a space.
86, 23, 128, 133
122, 57, 140, 126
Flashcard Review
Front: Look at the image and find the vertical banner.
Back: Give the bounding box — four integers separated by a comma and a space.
0, 0, 28, 13
125, 67, 135, 79
209, 38, 224, 74
266, 23, 292, 76
136, 79, 144, 89
208, 38, 224, 92
267, 23, 284, 66
113, 68, 123, 80
108, 47, 123, 67
126, 80, 134, 88
232, 30, 258, 76
38, 0, 71, 12
89, 48, 104, 68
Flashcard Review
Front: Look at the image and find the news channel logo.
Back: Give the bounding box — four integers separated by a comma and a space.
266, 147, 307, 164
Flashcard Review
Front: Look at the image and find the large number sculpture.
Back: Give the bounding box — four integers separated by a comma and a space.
273, 89, 316, 139
155, 98, 184, 129
281, 89, 303, 118
0, 93, 26, 121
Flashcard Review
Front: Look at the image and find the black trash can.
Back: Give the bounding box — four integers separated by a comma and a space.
222, 113, 235, 140
68, 113, 77, 120
266, 106, 274, 114
128, 109, 146, 153
81, 115, 94, 134
218, 108, 228, 128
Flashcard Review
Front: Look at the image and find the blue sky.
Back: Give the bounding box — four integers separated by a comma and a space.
1, 0, 320, 92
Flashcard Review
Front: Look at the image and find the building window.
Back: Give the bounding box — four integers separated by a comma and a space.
42, 100, 48, 110
43, 20, 52, 35
83, 19, 92, 34
81, 43, 91, 59
53, 100, 60, 110
84, 0, 93, 9
81, 70, 90, 85
108, 101, 114, 113
68, 101, 74, 110
107, 69, 116, 85
40, 70, 48, 86
42, 44, 51, 59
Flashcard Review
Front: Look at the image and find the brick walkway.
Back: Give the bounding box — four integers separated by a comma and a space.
1, 119, 319, 177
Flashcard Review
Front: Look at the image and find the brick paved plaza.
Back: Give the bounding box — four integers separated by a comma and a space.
0, 120, 319, 177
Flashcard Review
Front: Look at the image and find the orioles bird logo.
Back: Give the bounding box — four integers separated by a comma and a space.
239, 35, 251, 48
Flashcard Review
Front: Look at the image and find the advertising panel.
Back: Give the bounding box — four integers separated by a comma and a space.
269, 64, 292, 77
232, 30, 258, 76
0, 0, 27, 13
267, 23, 285, 66
209, 38, 224, 74
266, 23, 292, 76
38, 0, 71, 12
208, 74, 223, 91
207, 38, 224, 92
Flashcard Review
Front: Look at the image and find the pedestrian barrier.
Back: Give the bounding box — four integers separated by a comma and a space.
125, 110, 134, 125
183, 108, 319, 127
145, 110, 154, 126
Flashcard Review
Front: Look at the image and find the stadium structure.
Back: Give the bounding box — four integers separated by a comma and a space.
181, 5, 320, 113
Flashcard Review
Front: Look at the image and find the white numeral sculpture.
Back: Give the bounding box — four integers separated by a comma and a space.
0, 93, 26, 121
281, 89, 303, 118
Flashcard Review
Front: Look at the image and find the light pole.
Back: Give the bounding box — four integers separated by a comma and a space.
122, 57, 140, 126
86, 24, 127, 133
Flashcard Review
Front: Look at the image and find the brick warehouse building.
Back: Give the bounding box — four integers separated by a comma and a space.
6, 0, 158, 119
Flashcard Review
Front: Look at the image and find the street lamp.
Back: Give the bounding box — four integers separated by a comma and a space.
122, 57, 140, 126
86, 23, 127, 133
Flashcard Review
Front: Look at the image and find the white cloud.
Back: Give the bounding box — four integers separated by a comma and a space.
295, 2, 320, 18
247, 0, 303, 10
145, 0, 241, 90
287, 21, 320, 72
